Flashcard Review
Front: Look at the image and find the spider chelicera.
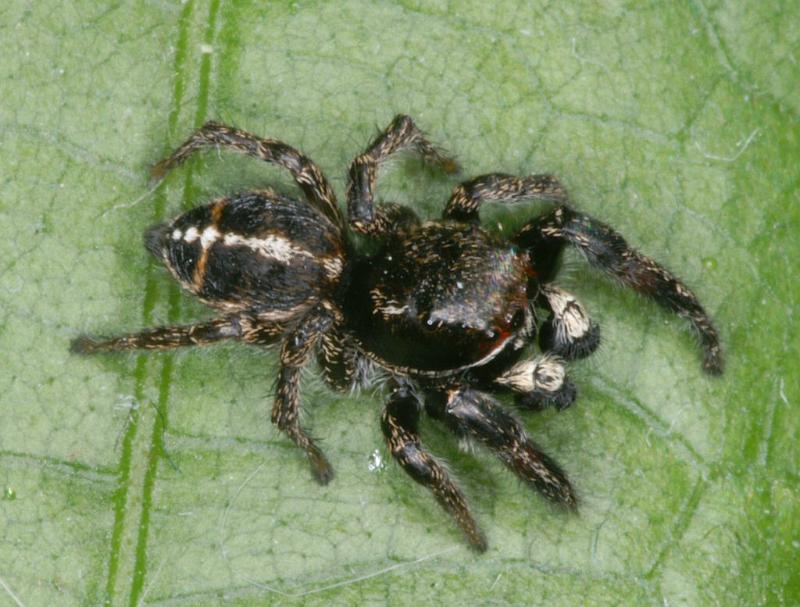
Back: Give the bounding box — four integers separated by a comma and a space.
72, 115, 723, 551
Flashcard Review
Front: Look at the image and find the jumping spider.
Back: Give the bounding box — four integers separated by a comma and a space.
72, 115, 723, 551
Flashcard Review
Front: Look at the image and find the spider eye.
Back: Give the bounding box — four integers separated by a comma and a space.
422, 315, 442, 330
509, 309, 525, 330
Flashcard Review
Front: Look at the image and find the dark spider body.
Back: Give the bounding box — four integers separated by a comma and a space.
345, 222, 531, 374
72, 115, 723, 552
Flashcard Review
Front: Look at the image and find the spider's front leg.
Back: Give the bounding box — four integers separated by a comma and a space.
382, 382, 487, 552
443, 173, 568, 222
516, 207, 723, 374
427, 387, 577, 508
273, 304, 338, 484
347, 114, 457, 236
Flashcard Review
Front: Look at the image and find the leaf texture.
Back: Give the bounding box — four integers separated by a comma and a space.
0, 1, 797, 605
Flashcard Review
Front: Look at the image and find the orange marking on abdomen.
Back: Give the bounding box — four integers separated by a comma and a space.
195, 199, 227, 291
211, 198, 227, 223
193, 245, 210, 291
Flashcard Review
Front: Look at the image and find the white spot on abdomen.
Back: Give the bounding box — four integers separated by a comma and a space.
222, 233, 322, 266
200, 226, 221, 249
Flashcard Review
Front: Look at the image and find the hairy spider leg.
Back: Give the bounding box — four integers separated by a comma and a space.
70, 316, 244, 353
443, 173, 569, 222
428, 388, 578, 508
536, 284, 601, 361
347, 114, 457, 236
516, 207, 723, 375
274, 304, 337, 485
381, 383, 487, 552
70, 310, 297, 355
316, 321, 361, 392
151, 121, 341, 226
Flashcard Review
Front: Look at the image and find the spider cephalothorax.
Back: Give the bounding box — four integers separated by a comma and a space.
72, 115, 722, 551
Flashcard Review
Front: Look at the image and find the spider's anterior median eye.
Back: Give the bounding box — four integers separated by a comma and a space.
510, 309, 525, 330
423, 315, 442, 330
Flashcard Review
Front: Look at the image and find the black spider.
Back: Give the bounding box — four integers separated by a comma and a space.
71, 115, 723, 551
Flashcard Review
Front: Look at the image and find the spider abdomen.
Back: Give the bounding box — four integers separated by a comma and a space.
145, 190, 346, 317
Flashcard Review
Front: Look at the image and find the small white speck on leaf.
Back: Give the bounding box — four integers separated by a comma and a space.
114, 395, 139, 411
200, 43, 214, 54
368, 449, 385, 472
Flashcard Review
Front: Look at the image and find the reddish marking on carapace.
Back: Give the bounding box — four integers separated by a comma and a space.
477, 328, 513, 358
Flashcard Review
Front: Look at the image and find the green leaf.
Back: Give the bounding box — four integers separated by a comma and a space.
1, 1, 798, 605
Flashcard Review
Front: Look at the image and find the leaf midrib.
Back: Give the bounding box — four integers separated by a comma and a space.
103, 1, 222, 605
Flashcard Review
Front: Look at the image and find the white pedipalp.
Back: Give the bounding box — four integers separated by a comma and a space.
496, 353, 566, 393
542, 285, 591, 340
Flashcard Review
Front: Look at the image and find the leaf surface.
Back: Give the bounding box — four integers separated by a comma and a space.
1, 1, 797, 605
